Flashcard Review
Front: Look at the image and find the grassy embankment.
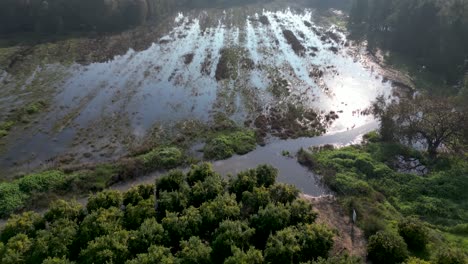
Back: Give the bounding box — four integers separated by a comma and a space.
298, 132, 468, 262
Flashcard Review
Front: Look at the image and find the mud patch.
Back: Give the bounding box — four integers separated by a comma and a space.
259, 15, 270, 26
282, 30, 305, 56
183, 53, 195, 65
305, 195, 367, 258
215, 47, 248, 81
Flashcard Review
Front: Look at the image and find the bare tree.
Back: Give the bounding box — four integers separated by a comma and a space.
373, 95, 467, 159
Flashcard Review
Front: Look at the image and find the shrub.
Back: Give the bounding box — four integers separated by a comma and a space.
367, 231, 409, 264
398, 217, 429, 251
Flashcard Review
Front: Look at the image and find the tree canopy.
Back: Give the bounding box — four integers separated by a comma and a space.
0, 163, 334, 264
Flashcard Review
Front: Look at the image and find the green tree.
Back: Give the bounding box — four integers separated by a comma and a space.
1, 211, 45, 243
123, 184, 154, 206
211, 220, 255, 263
434, 248, 467, 264
312, 254, 362, 264
264, 226, 301, 264
156, 170, 186, 194
1, 234, 32, 264
241, 186, 271, 215
224, 247, 263, 264
42, 257, 75, 264
199, 193, 241, 233
288, 198, 317, 226
44, 199, 84, 223
189, 172, 224, 207
128, 218, 165, 255
176, 236, 212, 264
250, 202, 291, 248
404, 257, 431, 264
269, 183, 299, 204
126, 245, 176, 264
374, 96, 468, 159
79, 230, 130, 264
162, 207, 203, 247
296, 224, 334, 261
78, 207, 123, 246
367, 231, 409, 264
186, 163, 217, 186
87, 190, 123, 212
30, 219, 78, 263
255, 164, 278, 188
228, 169, 257, 200
124, 198, 156, 230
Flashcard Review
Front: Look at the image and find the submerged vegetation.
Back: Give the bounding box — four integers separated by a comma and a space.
298, 133, 468, 263
0, 163, 344, 264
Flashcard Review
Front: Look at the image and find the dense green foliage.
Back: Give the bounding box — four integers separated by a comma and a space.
298, 134, 468, 262
349, 0, 468, 82
0, 163, 335, 264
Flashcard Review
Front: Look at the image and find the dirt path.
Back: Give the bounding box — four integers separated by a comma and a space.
304, 194, 367, 259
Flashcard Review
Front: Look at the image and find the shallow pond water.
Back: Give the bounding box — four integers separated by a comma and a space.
0, 5, 393, 177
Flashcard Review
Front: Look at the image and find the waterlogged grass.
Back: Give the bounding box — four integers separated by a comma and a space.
298, 133, 468, 260
203, 130, 256, 160
0, 101, 47, 138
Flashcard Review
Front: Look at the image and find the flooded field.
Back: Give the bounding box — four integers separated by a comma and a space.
0, 4, 394, 176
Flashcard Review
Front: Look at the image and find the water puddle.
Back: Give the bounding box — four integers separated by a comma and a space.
0, 6, 393, 176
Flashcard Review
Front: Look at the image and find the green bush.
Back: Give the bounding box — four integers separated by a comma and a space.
0, 182, 28, 217
203, 130, 256, 160
367, 231, 409, 264
138, 147, 184, 170
17, 170, 67, 193
398, 217, 429, 251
